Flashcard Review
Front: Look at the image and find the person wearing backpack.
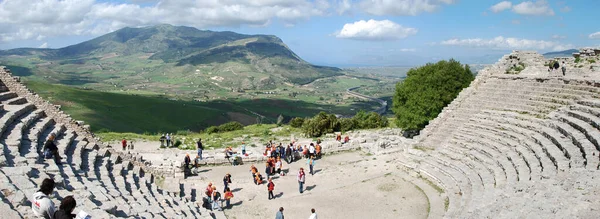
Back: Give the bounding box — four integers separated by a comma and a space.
53, 195, 76, 219
267, 178, 275, 200
211, 186, 222, 211
223, 173, 232, 192
31, 178, 56, 219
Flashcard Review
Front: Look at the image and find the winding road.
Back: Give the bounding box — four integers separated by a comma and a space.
346, 86, 388, 115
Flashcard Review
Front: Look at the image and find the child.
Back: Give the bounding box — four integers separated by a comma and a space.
224, 188, 234, 209
275, 158, 282, 175
267, 178, 275, 200
307, 156, 316, 175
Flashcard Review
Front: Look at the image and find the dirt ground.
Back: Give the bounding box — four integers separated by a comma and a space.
182, 151, 429, 219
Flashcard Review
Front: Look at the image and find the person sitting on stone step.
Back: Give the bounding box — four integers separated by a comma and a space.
43, 133, 62, 162
53, 195, 76, 219
31, 178, 56, 219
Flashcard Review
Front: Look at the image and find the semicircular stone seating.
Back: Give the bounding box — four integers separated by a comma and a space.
399, 51, 600, 218
0, 67, 223, 218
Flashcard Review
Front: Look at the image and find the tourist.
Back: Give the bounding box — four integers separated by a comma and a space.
275, 157, 282, 175
159, 134, 166, 147
255, 171, 263, 185
553, 61, 560, 72
166, 133, 171, 147
307, 156, 316, 175
211, 186, 222, 211
122, 138, 127, 150
43, 133, 61, 162
241, 142, 246, 155
53, 195, 76, 219
31, 178, 56, 219
308, 208, 318, 219
184, 154, 191, 170
561, 62, 566, 76
344, 135, 350, 144
302, 145, 308, 159
285, 144, 293, 163
205, 183, 214, 197
298, 168, 306, 193
267, 177, 275, 200
279, 143, 286, 159
224, 188, 234, 209
223, 173, 232, 192
197, 139, 203, 160
336, 134, 341, 141
308, 143, 315, 158
193, 155, 200, 173
276, 207, 285, 219
250, 164, 258, 177
315, 143, 322, 159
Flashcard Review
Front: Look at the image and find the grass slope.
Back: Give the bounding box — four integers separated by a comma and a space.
26, 81, 381, 134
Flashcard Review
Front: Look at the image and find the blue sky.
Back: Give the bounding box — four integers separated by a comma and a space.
0, 0, 599, 66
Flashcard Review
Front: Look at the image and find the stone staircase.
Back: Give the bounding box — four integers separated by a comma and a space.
401, 51, 600, 218
0, 67, 222, 218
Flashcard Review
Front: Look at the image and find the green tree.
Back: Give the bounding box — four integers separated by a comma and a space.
392, 59, 474, 131
289, 117, 305, 128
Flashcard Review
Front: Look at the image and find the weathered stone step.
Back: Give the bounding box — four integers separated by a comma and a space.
438, 148, 495, 191
476, 111, 574, 171
452, 133, 515, 184
467, 114, 563, 174
550, 117, 599, 169
458, 125, 537, 181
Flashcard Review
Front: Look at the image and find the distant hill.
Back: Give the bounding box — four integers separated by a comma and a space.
543, 49, 577, 58
0, 24, 342, 95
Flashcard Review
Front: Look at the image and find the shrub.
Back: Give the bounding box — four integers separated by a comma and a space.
353, 110, 388, 129
575, 57, 581, 63
218, 121, 244, 132
173, 139, 182, 148
205, 126, 220, 134
289, 117, 305, 128
302, 112, 339, 137
339, 118, 356, 132
176, 130, 193, 136
393, 59, 474, 132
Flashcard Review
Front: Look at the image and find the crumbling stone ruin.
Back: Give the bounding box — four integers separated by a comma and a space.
0, 66, 222, 218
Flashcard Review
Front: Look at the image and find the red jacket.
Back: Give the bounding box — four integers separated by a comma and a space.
268, 182, 275, 191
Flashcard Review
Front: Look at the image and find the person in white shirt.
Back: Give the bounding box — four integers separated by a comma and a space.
308, 143, 316, 157
31, 178, 56, 219
308, 208, 318, 219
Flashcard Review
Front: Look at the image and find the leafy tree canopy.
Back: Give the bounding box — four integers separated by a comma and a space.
392, 59, 474, 131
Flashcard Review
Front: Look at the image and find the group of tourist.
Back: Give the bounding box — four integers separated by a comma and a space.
30, 178, 84, 219
275, 207, 318, 219
121, 138, 135, 150
159, 133, 173, 147
548, 60, 567, 76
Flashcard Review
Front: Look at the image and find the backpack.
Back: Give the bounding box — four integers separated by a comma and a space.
44, 148, 53, 159
214, 192, 221, 200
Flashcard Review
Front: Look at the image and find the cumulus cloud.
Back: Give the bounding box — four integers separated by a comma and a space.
335, 19, 417, 41
359, 0, 456, 16
440, 36, 572, 51
490, 1, 512, 13
336, 0, 352, 15
38, 42, 48, 49
560, 6, 571, 13
590, 32, 600, 39
0, 0, 329, 42
512, 0, 554, 16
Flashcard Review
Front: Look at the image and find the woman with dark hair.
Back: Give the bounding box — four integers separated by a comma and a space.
31, 178, 56, 219
54, 196, 77, 219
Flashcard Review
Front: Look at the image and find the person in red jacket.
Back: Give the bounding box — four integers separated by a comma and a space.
267, 177, 275, 200
121, 138, 127, 150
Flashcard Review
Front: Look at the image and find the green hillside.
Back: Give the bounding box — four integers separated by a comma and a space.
0, 24, 343, 98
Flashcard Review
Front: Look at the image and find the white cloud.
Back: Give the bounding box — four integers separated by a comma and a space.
399, 48, 416, 52
560, 6, 571, 13
490, 1, 512, 13
440, 36, 572, 51
335, 19, 417, 41
511, 19, 521, 25
0, 0, 330, 42
38, 42, 48, 49
552, 35, 567, 39
359, 0, 456, 16
512, 0, 555, 16
590, 32, 600, 39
